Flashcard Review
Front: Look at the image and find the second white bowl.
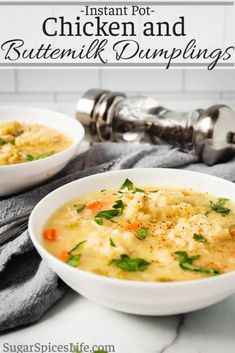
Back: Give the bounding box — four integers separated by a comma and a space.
0, 106, 84, 196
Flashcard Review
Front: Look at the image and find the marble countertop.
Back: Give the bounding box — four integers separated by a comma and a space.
1, 101, 235, 353
1, 290, 235, 353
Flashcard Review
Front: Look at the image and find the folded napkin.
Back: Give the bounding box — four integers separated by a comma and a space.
1, 142, 235, 332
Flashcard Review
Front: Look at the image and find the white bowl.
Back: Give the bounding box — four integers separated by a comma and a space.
29, 168, 235, 315
0, 106, 84, 196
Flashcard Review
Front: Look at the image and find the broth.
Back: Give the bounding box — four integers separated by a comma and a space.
43, 178, 235, 282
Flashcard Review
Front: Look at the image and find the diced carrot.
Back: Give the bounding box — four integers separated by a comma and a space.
86, 201, 106, 212
230, 229, 235, 237
207, 261, 224, 272
43, 228, 58, 241
229, 225, 235, 237
125, 223, 139, 232
214, 261, 224, 271
58, 250, 69, 262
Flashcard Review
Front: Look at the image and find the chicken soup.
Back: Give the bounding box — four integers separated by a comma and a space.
43, 178, 235, 282
0, 121, 71, 165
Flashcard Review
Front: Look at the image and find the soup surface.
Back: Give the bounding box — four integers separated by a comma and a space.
0, 121, 71, 165
43, 178, 235, 282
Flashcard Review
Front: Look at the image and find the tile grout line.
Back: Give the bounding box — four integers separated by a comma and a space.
182, 70, 186, 93
98, 69, 102, 89
14, 69, 18, 93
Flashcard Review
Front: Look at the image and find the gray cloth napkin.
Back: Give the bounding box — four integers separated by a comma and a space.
1, 142, 235, 332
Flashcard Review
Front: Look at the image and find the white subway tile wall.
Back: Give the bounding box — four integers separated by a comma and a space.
0, 69, 234, 105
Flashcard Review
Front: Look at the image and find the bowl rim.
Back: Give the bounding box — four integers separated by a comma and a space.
28, 167, 235, 288
0, 105, 85, 169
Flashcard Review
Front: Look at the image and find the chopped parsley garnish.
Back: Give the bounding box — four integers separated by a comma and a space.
113, 199, 124, 209
25, 151, 54, 162
94, 209, 120, 225
110, 254, 150, 272
120, 178, 158, 195
110, 238, 116, 247
112, 199, 125, 214
94, 199, 124, 225
174, 251, 219, 276
68, 240, 87, 255
193, 233, 207, 243
74, 204, 85, 213
67, 254, 81, 267
136, 227, 151, 239
0, 138, 6, 145
217, 198, 229, 205
208, 198, 231, 217
0, 137, 15, 145
135, 188, 145, 193
67, 241, 87, 267
120, 178, 149, 194
120, 178, 134, 190
94, 216, 103, 225
25, 154, 34, 161
95, 209, 120, 220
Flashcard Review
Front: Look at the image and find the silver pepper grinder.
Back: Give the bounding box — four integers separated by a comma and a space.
76, 89, 235, 166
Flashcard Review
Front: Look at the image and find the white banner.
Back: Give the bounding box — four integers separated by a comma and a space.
0, 2, 234, 68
